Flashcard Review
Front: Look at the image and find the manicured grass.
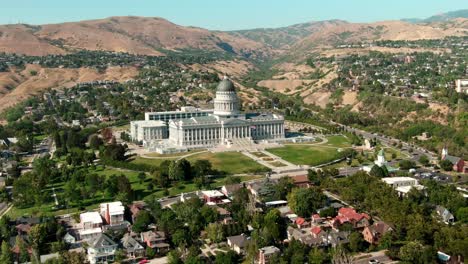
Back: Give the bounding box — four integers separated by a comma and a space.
267, 145, 343, 166
186, 152, 269, 174
144, 149, 206, 158
133, 151, 268, 175
325, 135, 351, 148
130, 157, 175, 168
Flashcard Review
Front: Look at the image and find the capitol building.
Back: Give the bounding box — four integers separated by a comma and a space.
131, 77, 285, 153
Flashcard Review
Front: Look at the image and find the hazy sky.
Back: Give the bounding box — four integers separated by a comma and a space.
1, 0, 467, 30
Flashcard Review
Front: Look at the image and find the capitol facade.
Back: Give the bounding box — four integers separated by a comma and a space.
131, 77, 285, 153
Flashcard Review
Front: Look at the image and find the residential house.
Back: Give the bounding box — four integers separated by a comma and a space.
180, 192, 200, 203
79, 212, 103, 241
441, 148, 467, 173
87, 234, 118, 264
63, 232, 76, 245
290, 175, 311, 188
258, 246, 280, 264
221, 184, 243, 198
129, 202, 145, 223
436, 206, 455, 224
295, 217, 311, 229
227, 234, 248, 254
333, 208, 370, 229
140, 230, 170, 254
121, 233, 145, 259
202, 190, 228, 204
362, 221, 392, 244
100, 201, 125, 226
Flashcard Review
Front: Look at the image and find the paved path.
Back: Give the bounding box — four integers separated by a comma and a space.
0, 204, 13, 218
140, 150, 208, 160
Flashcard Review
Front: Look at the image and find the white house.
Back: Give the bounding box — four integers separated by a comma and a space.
100, 202, 125, 226
87, 233, 118, 264
79, 212, 103, 241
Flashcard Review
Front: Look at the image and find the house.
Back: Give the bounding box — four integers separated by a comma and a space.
87, 233, 118, 264
295, 217, 311, 229
435, 206, 455, 224
140, 230, 170, 254
221, 184, 242, 198
290, 175, 311, 188
202, 190, 227, 204
100, 201, 125, 226
63, 232, 76, 245
211, 205, 232, 224
362, 221, 392, 244
333, 208, 370, 229
441, 148, 467, 173
15, 224, 31, 235
227, 234, 248, 254
258, 246, 280, 264
79, 212, 103, 241
311, 214, 324, 224
121, 233, 145, 259
286, 226, 326, 247
180, 192, 200, 203
129, 202, 145, 223
382, 177, 425, 196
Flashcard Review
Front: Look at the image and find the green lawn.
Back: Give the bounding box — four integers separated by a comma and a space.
324, 135, 351, 148
266, 135, 350, 166
267, 145, 343, 166
144, 149, 206, 158
130, 157, 176, 168
186, 152, 269, 174
133, 151, 268, 175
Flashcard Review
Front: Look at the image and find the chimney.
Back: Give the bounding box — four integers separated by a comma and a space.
105, 203, 111, 225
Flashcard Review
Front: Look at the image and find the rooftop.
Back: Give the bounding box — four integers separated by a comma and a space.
100, 201, 125, 215
202, 190, 225, 198
80, 212, 103, 224
131, 120, 166, 127
382, 177, 418, 185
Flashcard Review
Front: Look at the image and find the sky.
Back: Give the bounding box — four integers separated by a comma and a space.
1, 0, 467, 30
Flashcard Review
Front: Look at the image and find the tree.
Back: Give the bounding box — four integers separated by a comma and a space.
348, 232, 365, 253
29, 224, 47, 257
132, 210, 152, 233
331, 245, 352, 264
419, 155, 430, 166
456, 207, 468, 223
288, 188, 327, 217
206, 223, 224, 243
309, 248, 327, 264
0, 241, 13, 264
215, 250, 239, 264
193, 160, 212, 178
137, 172, 146, 184
440, 159, 453, 171
399, 241, 435, 264
399, 160, 416, 170
17, 236, 30, 263
88, 134, 103, 149
153, 170, 170, 188
146, 246, 156, 259
369, 165, 386, 178
101, 143, 126, 161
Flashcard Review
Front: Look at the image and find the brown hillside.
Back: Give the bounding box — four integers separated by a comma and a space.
0, 64, 138, 112
292, 19, 468, 55
0, 17, 272, 57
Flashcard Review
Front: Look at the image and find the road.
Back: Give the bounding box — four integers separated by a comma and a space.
353, 250, 395, 264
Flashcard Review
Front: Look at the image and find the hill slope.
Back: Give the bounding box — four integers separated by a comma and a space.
0, 16, 272, 58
